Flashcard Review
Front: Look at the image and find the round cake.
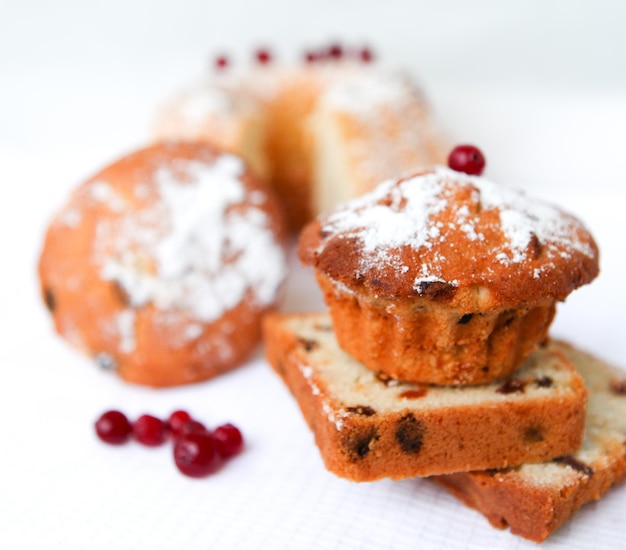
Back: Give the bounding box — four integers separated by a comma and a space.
39, 141, 289, 387
153, 52, 448, 231
298, 166, 600, 385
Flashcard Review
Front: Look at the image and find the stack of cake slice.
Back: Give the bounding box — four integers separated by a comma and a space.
264, 314, 626, 542
262, 167, 626, 542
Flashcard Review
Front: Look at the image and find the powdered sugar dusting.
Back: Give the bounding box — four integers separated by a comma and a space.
319, 70, 414, 113
90, 181, 126, 212
325, 174, 447, 254
116, 309, 137, 353
476, 175, 593, 262
179, 86, 236, 122
95, 154, 287, 324
59, 208, 82, 227
320, 167, 595, 290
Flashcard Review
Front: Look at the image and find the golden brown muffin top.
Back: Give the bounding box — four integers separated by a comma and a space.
299, 167, 599, 311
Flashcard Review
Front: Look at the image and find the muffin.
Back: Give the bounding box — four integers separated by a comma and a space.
298, 166, 599, 385
39, 141, 288, 387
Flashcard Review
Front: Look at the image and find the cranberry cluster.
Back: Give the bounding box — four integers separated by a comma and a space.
303, 43, 374, 64
212, 42, 375, 71
94, 409, 244, 478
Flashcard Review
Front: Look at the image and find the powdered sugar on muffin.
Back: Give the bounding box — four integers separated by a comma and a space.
94, 154, 286, 323
316, 167, 597, 300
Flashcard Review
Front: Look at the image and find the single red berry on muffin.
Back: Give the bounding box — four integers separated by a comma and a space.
448, 145, 486, 176
133, 414, 167, 446
212, 423, 244, 458
95, 410, 132, 445
174, 432, 222, 477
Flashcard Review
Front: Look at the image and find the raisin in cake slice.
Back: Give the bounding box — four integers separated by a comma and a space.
435, 340, 626, 543
263, 313, 587, 482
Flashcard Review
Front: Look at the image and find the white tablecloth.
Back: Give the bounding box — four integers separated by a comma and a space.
1, 2, 625, 548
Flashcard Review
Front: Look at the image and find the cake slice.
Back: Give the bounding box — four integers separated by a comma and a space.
263, 312, 587, 481
435, 341, 626, 542
305, 70, 447, 215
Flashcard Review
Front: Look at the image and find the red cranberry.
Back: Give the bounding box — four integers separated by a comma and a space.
133, 414, 167, 446
255, 48, 272, 64
95, 410, 132, 445
174, 432, 222, 477
212, 423, 244, 458
167, 410, 192, 437
179, 419, 208, 436
327, 43, 343, 60
214, 55, 229, 70
448, 145, 486, 176
359, 47, 374, 63
304, 50, 320, 64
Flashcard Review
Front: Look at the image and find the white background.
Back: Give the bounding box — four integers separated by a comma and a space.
1, 1, 625, 548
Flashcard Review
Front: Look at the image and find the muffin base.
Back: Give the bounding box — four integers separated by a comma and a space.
317, 274, 556, 386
